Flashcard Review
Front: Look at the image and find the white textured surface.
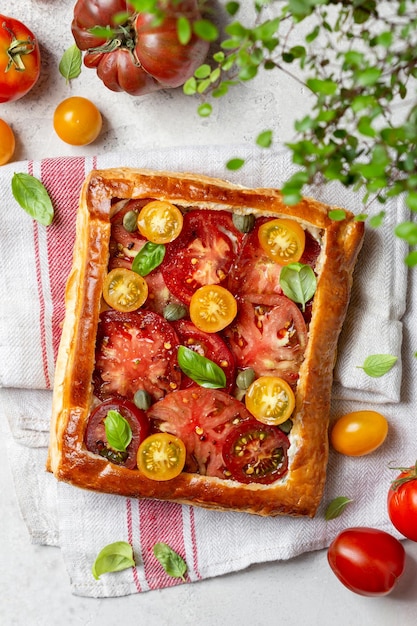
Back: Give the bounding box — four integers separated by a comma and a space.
2, 1, 417, 624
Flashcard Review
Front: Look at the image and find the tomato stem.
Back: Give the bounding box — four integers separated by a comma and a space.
390, 460, 417, 491
2, 22, 37, 72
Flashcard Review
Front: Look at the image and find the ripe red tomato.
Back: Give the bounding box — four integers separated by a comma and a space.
327, 527, 405, 596
387, 461, 417, 541
71, 0, 210, 96
0, 15, 41, 103
85, 398, 149, 469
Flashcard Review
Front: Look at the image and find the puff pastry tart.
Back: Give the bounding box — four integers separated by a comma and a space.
47, 168, 364, 517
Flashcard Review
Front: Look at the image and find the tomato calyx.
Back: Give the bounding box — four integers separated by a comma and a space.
390, 460, 417, 491
2, 21, 37, 72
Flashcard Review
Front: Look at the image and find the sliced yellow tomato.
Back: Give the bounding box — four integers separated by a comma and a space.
137, 432, 186, 481
189, 285, 237, 333
258, 218, 305, 265
330, 410, 388, 456
137, 200, 183, 244
102, 268, 148, 312
245, 376, 296, 426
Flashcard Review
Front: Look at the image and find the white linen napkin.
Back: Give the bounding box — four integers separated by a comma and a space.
1, 145, 415, 598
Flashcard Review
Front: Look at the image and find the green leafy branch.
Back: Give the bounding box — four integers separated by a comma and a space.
182, 0, 417, 265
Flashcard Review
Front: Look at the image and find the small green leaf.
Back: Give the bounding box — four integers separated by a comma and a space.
225, 1, 240, 16
153, 543, 187, 581
256, 130, 273, 148
197, 102, 212, 117
11, 173, 54, 226
394, 221, 417, 245
368, 211, 385, 228
226, 158, 245, 171
88, 25, 115, 39
92, 541, 135, 580
325, 497, 353, 521
193, 19, 219, 42
328, 209, 346, 221
59, 44, 82, 83
132, 242, 165, 276
105, 410, 132, 452
279, 262, 317, 311
177, 16, 191, 45
357, 354, 398, 378
195, 64, 211, 79
178, 346, 226, 388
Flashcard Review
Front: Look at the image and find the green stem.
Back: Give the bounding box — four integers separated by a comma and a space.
2, 22, 36, 72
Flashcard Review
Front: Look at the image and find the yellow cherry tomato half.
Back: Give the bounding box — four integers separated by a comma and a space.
330, 410, 388, 456
258, 218, 305, 265
0, 119, 15, 165
137, 432, 186, 481
137, 200, 183, 244
189, 284, 237, 333
102, 268, 148, 312
245, 376, 296, 426
53, 96, 102, 146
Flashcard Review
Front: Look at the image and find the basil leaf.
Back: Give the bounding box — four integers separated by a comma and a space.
132, 242, 166, 276
59, 44, 82, 83
279, 262, 317, 311
105, 410, 132, 452
11, 173, 54, 226
92, 541, 135, 580
357, 354, 398, 378
325, 496, 353, 521
178, 345, 226, 388
153, 542, 187, 581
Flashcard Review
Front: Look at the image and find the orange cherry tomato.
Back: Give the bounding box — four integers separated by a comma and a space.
189, 285, 237, 333
137, 432, 186, 481
102, 268, 148, 312
330, 410, 388, 456
245, 376, 296, 425
137, 200, 183, 244
258, 218, 306, 265
0, 118, 15, 165
53, 96, 102, 145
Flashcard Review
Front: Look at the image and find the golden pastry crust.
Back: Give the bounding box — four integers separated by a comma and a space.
47, 168, 364, 517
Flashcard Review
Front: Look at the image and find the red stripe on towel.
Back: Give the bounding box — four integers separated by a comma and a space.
126, 499, 142, 592
139, 499, 186, 589
41, 157, 86, 362
189, 506, 202, 580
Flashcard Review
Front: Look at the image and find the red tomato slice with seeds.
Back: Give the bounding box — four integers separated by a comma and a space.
222, 294, 308, 385
93, 309, 181, 402
162, 210, 243, 304
146, 387, 252, 478
172, 319, 236, 391
223, 419, 290, 484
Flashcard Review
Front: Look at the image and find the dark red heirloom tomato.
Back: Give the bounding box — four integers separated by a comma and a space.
85, 398, 149, 469
388, 462, 417, 541
223, 420, 290, 484
71, 0, 210, 96
0, 15, 41, 103
93, 309, 181, 402
327, 527, 406, 596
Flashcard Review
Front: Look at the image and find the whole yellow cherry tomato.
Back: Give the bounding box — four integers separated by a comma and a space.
53, 96, 102, 145
330, 410, 388, 456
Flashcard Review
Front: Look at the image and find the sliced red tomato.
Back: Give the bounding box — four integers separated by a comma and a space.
223, 420, 290, 484
222, 294, 308, 385
85, 398, 149, 469
147, 388, 253, 478
162, 210, 243, 304
93, 309, 181, 402
172, 320, 236, 392
137, 432, 186, 481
